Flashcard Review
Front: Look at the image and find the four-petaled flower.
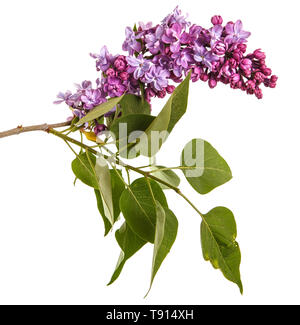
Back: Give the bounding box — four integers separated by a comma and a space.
122, 27, 141, 55
225, 20, 251, 44
90, 46, 114, 72
193, 44, 218, 70
126, 54, 152, 79
144, 66, 170, 91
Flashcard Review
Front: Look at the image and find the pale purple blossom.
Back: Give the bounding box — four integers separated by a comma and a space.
126, 54, 152, 79
81, 89, 106, 109
103, 77, 127, 97
122, 27, 141, 55
162, 23, 184, 53
53, 91, 72, 105
193, 44, 219, 70
144, 66, 170, 91
224, 20, 251, 44
90, 46, 114, 72
162, 6, 190, 29
145, 25, 164, 54
209, 25, 223, 46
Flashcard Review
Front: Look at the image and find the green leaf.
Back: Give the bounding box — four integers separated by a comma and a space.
94, 156, 114, 225
94, 189, 113, 236
119, 94, 151, 116
119, 178, 168, 243
94, 169, 125, 236
108, 222, 147, 285
77, 95, 124, 125
201, 207, 243, 293
150, 166, 180, 190
180, 138, 232, 194
137, 72, 191, 156
110, 114, 155, 158
71, 152, 98, 188
72, 153, 125, 234
147, 201, 178, 295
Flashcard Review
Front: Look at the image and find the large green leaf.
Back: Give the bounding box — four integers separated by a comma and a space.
94, 189, 113, 236
180, 139, 232, 194
72, 153, 125, 234
71, 152, 98, 188
108, 222, 147, 285
110, 114, 155, 158
94, 169, 125, 235
150, 166, 180, 190
201, 207, 243, 293
147, 201, 178, 294
119, 178, 168, 243
119, 94, 150, 116
138, 72, 191, 156
94, 156, 114, 225
77, 95, 124, 125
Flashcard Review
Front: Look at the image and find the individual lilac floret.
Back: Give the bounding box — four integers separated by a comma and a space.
138, 21, 153, 31
162, 23, 184, 53
122, 27, 141, 55
81, 89, 106, 109
209, 25, 223, 46
145, 25, 164, 54
225, 20, 251, 44
162, 6, 190, 29
126, 54, 152, 79
144, 66, 170, 91
75, 80, 92, 91
193, 44, 218, 70
211, 15, 223, 26
103, 77, 127, 97
90, 46, 114, 72
53, 91, 72, 105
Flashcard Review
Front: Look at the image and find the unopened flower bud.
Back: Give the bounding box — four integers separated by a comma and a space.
240, 58, 252, 71
271, 75, 278, 83
208, 78, 217, 88
106, 68, 115, 77
262, 68, 272, 76
253, 49, 266, 60
119, 71, 129, 81
166, 85, 175, 94
211, 15, 223, 25
200, 73, 209, 82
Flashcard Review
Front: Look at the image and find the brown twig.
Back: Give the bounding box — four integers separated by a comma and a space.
0, 121, 71, 139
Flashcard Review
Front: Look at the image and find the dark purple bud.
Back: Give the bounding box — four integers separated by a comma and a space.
211, 15, 223, 25
231, 73, 240, 84
240, 58, 252, 71
119, 71, 129, 81
157, 88, 167, 98
106, 68, 116, 77
114, 55, 127, 72
94, 124, 107, 135
237, 43, 247, 53
255, 87, 263, 99
213, 41, 227, 56
208, 78, 217, 88
262, 68, 272, 76
255, 72, 265, 83
166, 85, 175, 94
253, 49, 266, 60
200, 73, 209, 82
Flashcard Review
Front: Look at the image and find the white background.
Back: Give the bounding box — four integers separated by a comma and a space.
0, 0, 298, 305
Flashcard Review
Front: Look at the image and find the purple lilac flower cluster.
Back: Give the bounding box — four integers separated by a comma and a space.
55, 7, 277, 135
